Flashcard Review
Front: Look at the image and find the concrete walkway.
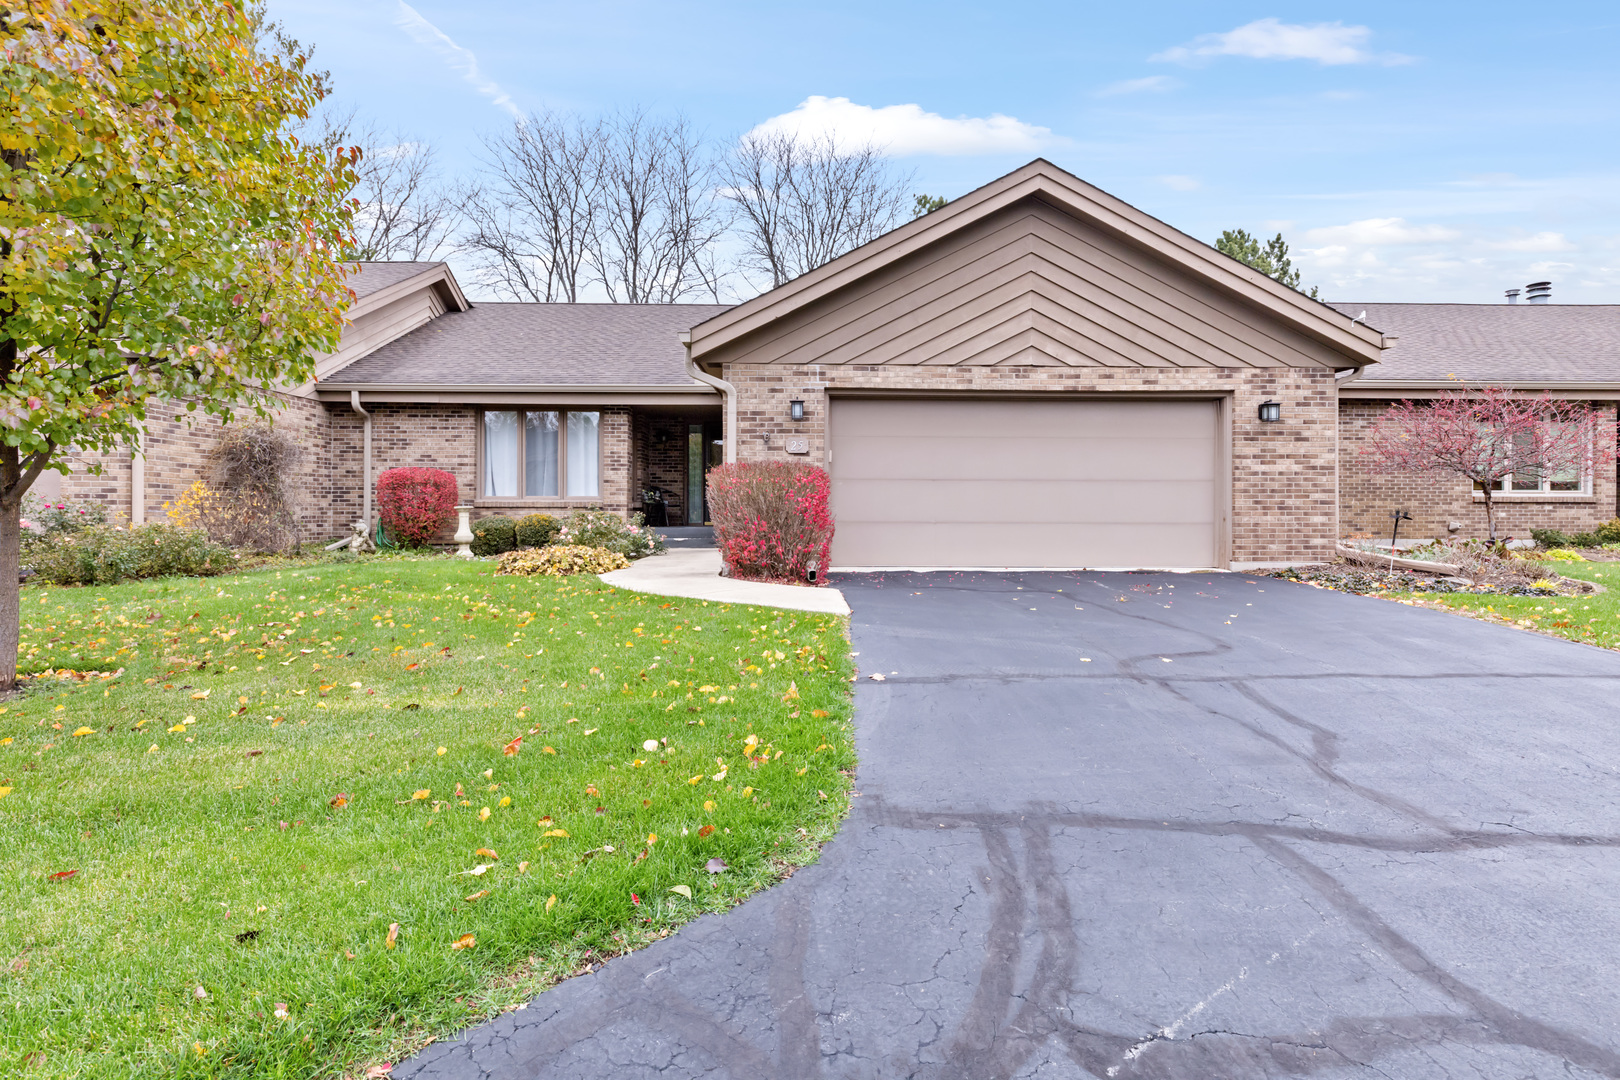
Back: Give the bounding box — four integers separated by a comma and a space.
598, 548, 850, 615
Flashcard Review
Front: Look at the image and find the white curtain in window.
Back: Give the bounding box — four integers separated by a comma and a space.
566, 411, 600, 497
525, 411, 560, 497
483, 411, 519, 497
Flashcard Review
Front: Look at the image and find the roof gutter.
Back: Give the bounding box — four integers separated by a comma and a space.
350, 391, 373, 533
682, 334, 735, 464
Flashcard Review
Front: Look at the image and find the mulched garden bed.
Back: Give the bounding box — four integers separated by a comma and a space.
1266, 562, 1595, 598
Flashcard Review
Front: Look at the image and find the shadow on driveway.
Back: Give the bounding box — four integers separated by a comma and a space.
398, 571, 1620, 1079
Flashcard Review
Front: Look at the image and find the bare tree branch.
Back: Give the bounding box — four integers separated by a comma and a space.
308, 111, 459, 261
719, 131, 912, 290
461, 113, 604, 302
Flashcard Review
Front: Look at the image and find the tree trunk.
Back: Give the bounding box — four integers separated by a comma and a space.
1481, 486, 1497, 543
0, 484, 19, 691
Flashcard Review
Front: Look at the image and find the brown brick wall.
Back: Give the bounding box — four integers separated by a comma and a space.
1339, 399, 1620, 541
60, 392, 341, 540
724, 364, 1340, 566
59, 400, 642, 548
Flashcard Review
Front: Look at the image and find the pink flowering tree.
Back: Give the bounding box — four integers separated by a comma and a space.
1363, 386, 1612, 541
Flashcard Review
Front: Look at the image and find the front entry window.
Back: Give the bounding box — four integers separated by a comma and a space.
482, 410, 599, 499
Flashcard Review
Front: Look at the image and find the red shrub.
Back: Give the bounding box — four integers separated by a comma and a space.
707, 462, 834, 583
376, 467, 458, 547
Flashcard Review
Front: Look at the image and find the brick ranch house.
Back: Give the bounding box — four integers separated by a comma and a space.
57, 160, 1619, 568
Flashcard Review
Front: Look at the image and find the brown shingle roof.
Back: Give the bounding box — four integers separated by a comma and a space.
325, 302, 734, 387
349, 261, 448, 299
1331, 302, 1620, 385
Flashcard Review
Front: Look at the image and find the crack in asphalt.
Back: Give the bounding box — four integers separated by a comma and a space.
395, 572, 1620, 1080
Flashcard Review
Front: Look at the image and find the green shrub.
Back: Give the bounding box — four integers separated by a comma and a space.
469, 515, 517, 557
24, 523, 235, 585
493, 544, 630, 576
1532, 528, 1572, 548
515, 512, 561, 548
555, 510, 664, 559
1544, 548, 1587, 562
21, 494, 108, 537
1598, 518, 1620, 545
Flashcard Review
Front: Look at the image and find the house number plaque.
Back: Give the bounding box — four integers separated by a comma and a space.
785, 437, 810, 455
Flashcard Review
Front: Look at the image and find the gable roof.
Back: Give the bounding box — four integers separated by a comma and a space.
687, 159, 1386, 370
347, 261, 468, 317
322, 302, 732, 391
1332, 302, 1620, 394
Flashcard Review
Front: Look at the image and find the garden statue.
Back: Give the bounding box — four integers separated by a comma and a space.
325, 520, 376, 553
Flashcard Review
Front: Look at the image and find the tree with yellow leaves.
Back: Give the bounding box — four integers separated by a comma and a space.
1, 1, 358, 688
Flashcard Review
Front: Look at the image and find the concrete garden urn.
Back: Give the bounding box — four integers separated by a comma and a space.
453, 506, 475, 558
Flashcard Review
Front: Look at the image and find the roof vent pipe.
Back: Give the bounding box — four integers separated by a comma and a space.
1505, 288, 1520, 304
1526, 281, 1552, 304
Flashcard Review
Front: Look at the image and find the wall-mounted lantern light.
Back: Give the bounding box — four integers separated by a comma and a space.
1257, 400, 1282, 423
789, 399, 806, 421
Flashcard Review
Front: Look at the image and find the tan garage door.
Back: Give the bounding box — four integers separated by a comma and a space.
829, 397, 1219, 568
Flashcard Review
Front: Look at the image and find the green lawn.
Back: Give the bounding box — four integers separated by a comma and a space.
1397, 559, 1620, 649
1, 557, 855, 1078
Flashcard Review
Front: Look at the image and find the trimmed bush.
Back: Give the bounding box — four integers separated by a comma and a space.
555, 510, 664, 559
493, 545, 629, 576
470, 515, 517, 557
707, 462, 833, 583
515, 513, 561, 549
1531, 527, 1572, 549
1598, 518, 1620, 545
24, 524, 234, 585
376, 467, 458, 547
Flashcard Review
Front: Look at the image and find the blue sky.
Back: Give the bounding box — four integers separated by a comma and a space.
266, 0, 1620, 303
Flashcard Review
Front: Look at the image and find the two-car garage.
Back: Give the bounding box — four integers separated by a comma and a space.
828, 397, 1222, 569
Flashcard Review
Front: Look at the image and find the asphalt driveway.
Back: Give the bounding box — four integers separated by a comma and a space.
397, 571, 1620, 1079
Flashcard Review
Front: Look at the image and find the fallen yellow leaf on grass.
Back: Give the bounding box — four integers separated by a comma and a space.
669, 885, 692, 899
237, 696, 249, 706
703, 800, 716, 812
0, 787, 10, 799
168, 724, 186, 733
412, 789, 431, 800
475, 847, 499, 860
458, 864, 493, 877
191, 690, 210, 700
478, 806, 491, 821
812, 709, 829, 718
499, 796, 512, 808
545, 894, 558, 911
386, 923, 400, 949
450, 933, 476, 950
543, 828, 569, 838
436, 746, 447, 756
687, 774, 703, 785
542, 746, 557, 755
71, 727, 94, 737
464, 890, 488, 902
517, 861, 529, 874
782, 682, 799, 702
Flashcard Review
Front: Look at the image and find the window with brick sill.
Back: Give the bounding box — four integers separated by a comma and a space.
479, 410, 599, 502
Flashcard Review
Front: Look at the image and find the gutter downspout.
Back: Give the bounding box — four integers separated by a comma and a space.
682, 336, 736, 464
350, 391, 373, 532
129, 423, 147, 525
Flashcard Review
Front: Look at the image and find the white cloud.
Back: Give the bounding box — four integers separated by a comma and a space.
394, 2, 521, 119
1486, 231, 1575, 252
1159, 175, 1201, 191
1095, 76, 1180, 97
746, 96, 1057, 157
1304, 217, 1461, 246
1152, 18, 1409, 66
